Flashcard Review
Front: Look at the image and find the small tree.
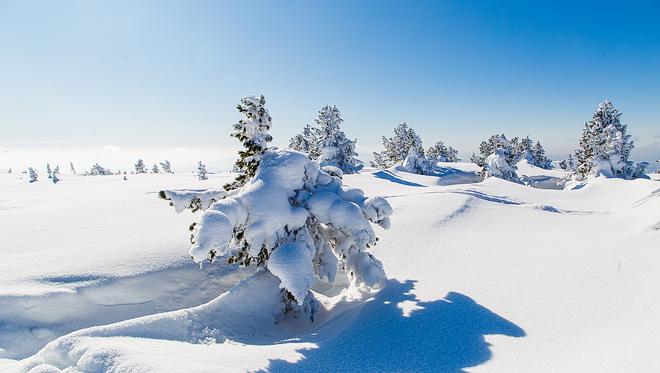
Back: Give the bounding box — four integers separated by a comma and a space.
53, 165, 60, 176
152, 164, 160, 173
52, 172, 60, 184
559, 153, 576, 171
532, 141, 552, 169
484, 148, 519, 181
427, 141, 460, 163
7, 168, 11, 174
161, 94, 394, 321
160, 160, 173, 173
197, 161, 208, 181
371, 122, 424, 168
313, 105, 363, 174
46, 163, 52, 179
472, 134, 516, 167
135, 159, 147, 174
402, 147, 433, 174
28, 167, 38, 183
224, 95, 272, 191
289, 124, 319, 158
573, 100, 643, 180
70, 162, 76, 175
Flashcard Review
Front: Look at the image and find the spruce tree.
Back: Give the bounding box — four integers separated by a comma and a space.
135, 159, 147, 174
152, 163, 160, 173
46, 163, 52, 179
371, 122, 424, 168
160, 160, 173, 173
197, 161, 208, 181
224, 95, 272, 191
70, 162, 76, 175
28, 167, 38, 183
289, 124, 319, 158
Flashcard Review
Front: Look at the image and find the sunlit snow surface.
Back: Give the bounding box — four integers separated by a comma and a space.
1, 164, 659, 372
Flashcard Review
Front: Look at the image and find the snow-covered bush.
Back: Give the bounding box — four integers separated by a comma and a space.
484, 148, 519, 181
290, 106, 363, 174
197, 161, 208, 181
152, 163, 160, 173
160, 160, 173, 173
402, 147, 434, 174
574, 100, 646, 180
426, 141, 460, 163
371, 122, 425, 169
135, 159, 147, 174
28, 167, 38, 183
52, 172, 60, 184
162, 94, 393, 321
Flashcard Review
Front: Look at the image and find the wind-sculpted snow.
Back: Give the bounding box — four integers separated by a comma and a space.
160, 189, 227, 213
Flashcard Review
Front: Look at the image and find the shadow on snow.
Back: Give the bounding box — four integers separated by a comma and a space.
266, 279, 525, 372
373, 170, 426, 187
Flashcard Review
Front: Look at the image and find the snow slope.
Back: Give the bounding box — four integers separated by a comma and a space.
1, 164, 659, 372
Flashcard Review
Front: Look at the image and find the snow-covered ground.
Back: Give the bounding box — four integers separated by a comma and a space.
1, 164, 659, 372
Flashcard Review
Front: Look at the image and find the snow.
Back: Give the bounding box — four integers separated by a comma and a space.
1, 163, 659, 372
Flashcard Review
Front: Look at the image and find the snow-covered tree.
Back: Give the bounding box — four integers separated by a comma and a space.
197, 161, 208, 181
28, 167, 38, 183
471, 134, 516, 167
135, 159, 147, 174
574, 100, 644, 180
70, 162, 76, 175
371, 122, 424, 168
516, 136, 535, 163
312, 105, 363, 174
52, 172, 60, 184
532, 141, 552, 169
559, 153, 576, 171
161, 95, 394, 321
289, 124, 319, 158
7, 168, 11, 174
426, 141, 460, 163
402, 147, 433, 174
160, 160, 173, 173
86, 163, 111, 176
484, 148, 519, 181
53, 165, 60, 176
224, 95, 273, 190
152, 164, 160, 173
46, 163, 52, 179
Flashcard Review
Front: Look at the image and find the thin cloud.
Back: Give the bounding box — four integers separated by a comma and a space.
103, 145, 121, 152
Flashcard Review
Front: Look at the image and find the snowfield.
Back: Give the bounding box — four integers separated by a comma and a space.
1, 164, 659, 372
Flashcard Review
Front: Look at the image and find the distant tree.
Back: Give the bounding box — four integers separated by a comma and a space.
484, 148, 519, 181
371, 122, 424, 168
402, 147, 433, 174
197, 161, 208, 181
289, 124, 319, 158
426, 141, 460, 163
160, 160, 173, 173
152, 163, 160, 173
53, 165, 60, 176
135, 159, 147, 174
28, 167, 38, 183
559, 153, 576, 171
532, 141, 552, 169
7, 168, 11, 174
70, 162, 76, 175
46, 163, 52, 179
224, 95, 272, 190
471, 134, 515, 167
52, 172, 60, 184
85, 163, 111, 176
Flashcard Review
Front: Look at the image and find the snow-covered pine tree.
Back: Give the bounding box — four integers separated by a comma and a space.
46, 163, 52, 179
312, 105, 363, 174
402, 147, 433, 174
152, 164, 160, 173
135, 159, 147, 174
197, 161, 208, 180
371, 122, 424, 168
289, 124, 319, 159
7, 168, 11, 174
532, 141, 552, 169
52, 171, 60, 184
574, 100, 644, 179
160, 160, 173, 173
53, 165, 60, 176
161, 94, 394, 321
70, 162, 76, 175
426, 141, 460, 163
517, 136, 535, 163
484, 148, 519, 181
472, 134, 515, 167
28, 167, 38, 182
559, 153, 576, 171
224, 95, 273, 191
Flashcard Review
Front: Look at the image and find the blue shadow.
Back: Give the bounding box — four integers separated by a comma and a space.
266, 279, 525, 372
373, 170, 426, 187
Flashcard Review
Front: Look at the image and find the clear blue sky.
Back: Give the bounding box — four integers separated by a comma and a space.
1, 0, 659, 170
